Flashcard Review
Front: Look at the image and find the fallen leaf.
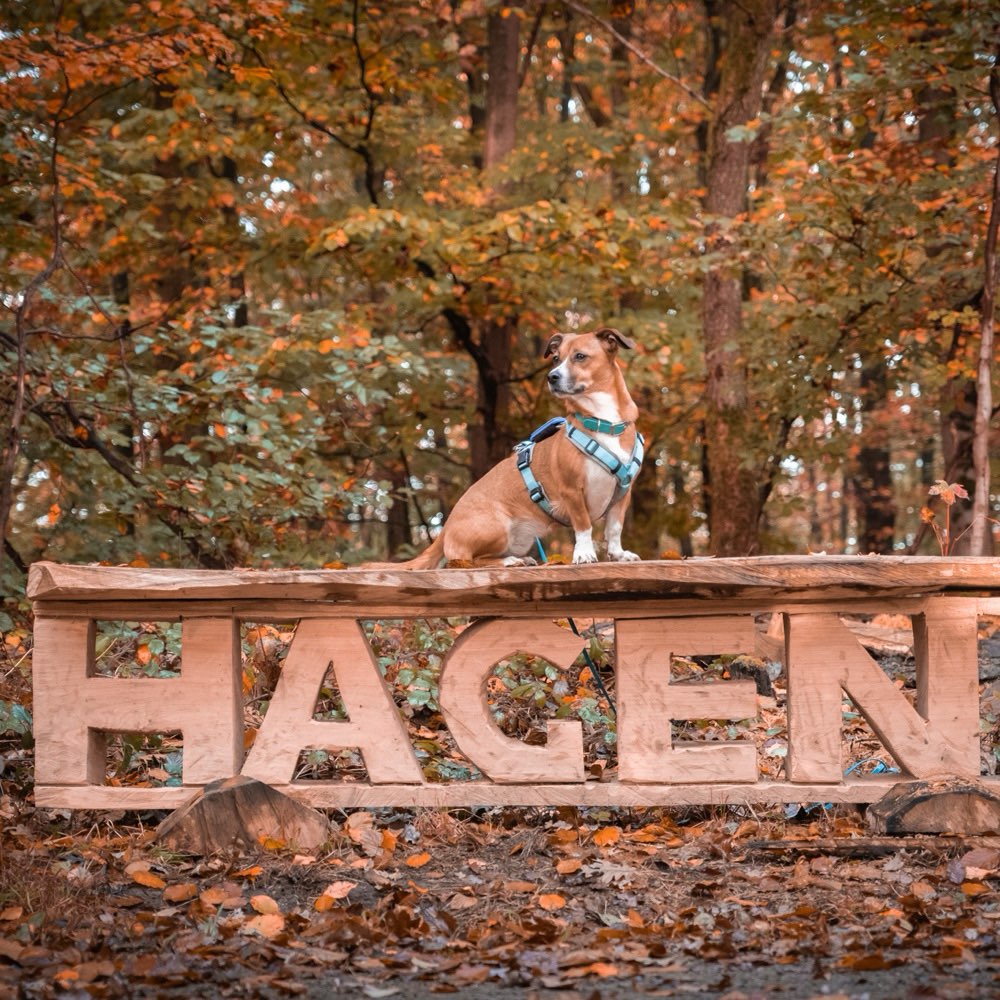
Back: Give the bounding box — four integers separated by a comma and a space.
539, 893, 567, 911
406, 851, 431, 868
0, 939, 24, 962
566, 961, 619, 977
162, 883, 198, 903
448, 893, 477, 910
130, 870, 166, 890
593, 826, 621, 848
233, 865, 264, 878
503, 880, 538, 893
556, 858, 582, 875
961, 881, 990, 896
244, 913, 285, 939
250, 894, 281, 914
321, 880, 356, 900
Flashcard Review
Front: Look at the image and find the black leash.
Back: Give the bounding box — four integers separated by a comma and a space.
534, 538, 617, 717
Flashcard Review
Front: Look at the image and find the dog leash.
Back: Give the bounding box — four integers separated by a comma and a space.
533, 536, 617, 718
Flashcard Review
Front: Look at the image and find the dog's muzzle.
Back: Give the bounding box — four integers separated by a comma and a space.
547, 366, 578, 395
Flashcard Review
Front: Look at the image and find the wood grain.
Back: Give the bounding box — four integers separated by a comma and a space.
28, 559, 1000, 812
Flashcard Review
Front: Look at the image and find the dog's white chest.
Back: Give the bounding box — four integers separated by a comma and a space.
583, 431, 629, 517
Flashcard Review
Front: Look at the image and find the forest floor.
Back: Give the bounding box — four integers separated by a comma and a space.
2, 797, 1000, 999
3, 614, 1000, 999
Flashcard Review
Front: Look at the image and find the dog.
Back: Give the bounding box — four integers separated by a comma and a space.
394, 328, 643, 568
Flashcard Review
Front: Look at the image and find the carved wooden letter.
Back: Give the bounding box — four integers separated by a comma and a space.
786, 608, 980, 783
438, 619, 586, 783
616, 617, 759, 784
243, 618, 424, 785
32, 615, 243, 789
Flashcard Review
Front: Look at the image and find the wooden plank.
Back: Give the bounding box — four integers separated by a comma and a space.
33, 617, 104, 787
616, 617, 759, 783
26, 596, 948, 621
912, 598, 980, 773
27, 557, 1000, 607
438, 619, 586, 783
35, 775, 982, 810
242, 618, 424, 785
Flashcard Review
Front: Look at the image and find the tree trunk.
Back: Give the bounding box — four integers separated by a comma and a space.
969, 54, 1000, 556
853, 364, 896, 553
700, 0, 778, 556
468, 9, 521, 481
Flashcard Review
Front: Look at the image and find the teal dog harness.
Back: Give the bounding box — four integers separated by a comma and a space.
514, 417, 644, 524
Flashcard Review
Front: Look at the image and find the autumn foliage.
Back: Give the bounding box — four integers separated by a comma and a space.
1, 0, 999, 585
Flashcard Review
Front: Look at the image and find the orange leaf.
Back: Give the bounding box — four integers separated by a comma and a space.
250, 894, 281, 915
961, 881, 990, 896
503, 880, 538, 893
244, 913, 285, 939
162, 882, 198, 903
320, 880, 356, 900
200, 886, 228, 906
556, 858, 582, 875
406, 851, 431, 868
131, 870, 166, 890
538, 893, 566, 911
593, 826, 621, 847
233, 865, 264, 879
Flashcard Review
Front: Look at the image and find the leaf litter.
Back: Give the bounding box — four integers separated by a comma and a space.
4, 615, 1000, 997
3, 796, 1000, 999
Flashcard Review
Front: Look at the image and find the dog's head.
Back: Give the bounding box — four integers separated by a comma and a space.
543, 328, 635, 397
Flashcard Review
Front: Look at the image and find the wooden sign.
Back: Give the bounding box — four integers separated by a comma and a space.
27, 557, 1000, 810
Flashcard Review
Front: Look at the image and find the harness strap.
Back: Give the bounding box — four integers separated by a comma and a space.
515, 440, 567, 524
516, 422, 644, 523
565, 424, 644, 492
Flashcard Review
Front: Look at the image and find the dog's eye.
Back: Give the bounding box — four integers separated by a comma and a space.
574, 352, 587, 362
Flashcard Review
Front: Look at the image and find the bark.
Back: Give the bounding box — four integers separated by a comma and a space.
468, 9, 521, 481
968, 54, 1000, 556
853, 364, 896, 553
700, 0, 778, 556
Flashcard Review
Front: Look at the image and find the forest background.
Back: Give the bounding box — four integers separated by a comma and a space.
3, 0, 1000, 595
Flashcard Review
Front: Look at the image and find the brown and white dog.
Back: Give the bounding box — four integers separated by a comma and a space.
398, 328, 642, 568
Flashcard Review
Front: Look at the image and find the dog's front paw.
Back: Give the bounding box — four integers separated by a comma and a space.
609, 549, 640, 562
572, 548, 599, 564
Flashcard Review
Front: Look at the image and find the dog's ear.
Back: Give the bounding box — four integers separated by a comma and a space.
595, 328, 636, 353
543, 334, 564, 358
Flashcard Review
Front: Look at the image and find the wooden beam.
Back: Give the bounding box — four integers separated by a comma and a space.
36, 775, 939, 811
27, 556, 1000, 607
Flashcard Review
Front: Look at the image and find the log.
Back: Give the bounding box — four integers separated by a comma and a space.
867, 778, 1000, 836
156, 776, 331, 855
26, 556, 1000, 620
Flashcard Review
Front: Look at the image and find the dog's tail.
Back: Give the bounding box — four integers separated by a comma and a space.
363, 532, 446, 570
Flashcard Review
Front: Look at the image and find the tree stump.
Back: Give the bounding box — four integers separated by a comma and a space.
867, 777, 1000, 836
156, 776, 331, 854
